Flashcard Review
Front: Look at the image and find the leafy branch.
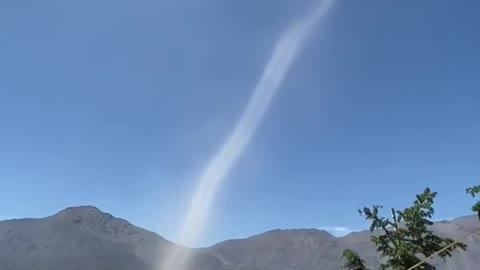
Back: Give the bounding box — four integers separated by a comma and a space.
342, 188, 466, 270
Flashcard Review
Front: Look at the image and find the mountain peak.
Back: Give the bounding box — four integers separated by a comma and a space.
56, 205, 114, 218
58, 205, 104, 214
263, 228, 335, 238
52, 205, 116, 227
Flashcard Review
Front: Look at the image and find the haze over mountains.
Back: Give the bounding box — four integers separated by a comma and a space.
0, 206, 478, 270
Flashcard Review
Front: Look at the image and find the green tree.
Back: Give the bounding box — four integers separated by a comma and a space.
342, 249, 368, 270
342, 188, 466, 270
466, 185, 480, 221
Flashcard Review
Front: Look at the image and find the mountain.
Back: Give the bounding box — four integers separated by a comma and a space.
0, 206, 224, 270
0, 206, 478, 270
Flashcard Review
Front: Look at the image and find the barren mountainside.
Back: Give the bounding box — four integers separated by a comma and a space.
0, 206, 478, 270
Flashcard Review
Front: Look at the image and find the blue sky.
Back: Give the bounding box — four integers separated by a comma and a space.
1, 0, 479, 247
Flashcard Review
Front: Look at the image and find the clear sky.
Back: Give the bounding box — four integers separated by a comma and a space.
1, 0, 479, 247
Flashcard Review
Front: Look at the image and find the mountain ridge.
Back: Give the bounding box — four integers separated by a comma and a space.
4, 206, 476, 244
0, 205, 478, 270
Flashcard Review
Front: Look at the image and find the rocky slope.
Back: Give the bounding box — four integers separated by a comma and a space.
0, 206, 478, 270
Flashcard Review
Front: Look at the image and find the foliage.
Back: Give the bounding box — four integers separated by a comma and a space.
342, 249, 368, 270
342, 188, 466, 270
466, 185, 480, 221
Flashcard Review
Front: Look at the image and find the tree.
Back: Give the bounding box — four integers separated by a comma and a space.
342, 249, 368, 270
342, 188, 466, 270
466, 185, 480, 221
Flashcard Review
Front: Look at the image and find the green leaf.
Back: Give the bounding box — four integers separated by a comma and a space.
349, 187, 467, 270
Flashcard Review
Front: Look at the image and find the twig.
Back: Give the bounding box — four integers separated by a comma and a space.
406, 227, 480, 270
